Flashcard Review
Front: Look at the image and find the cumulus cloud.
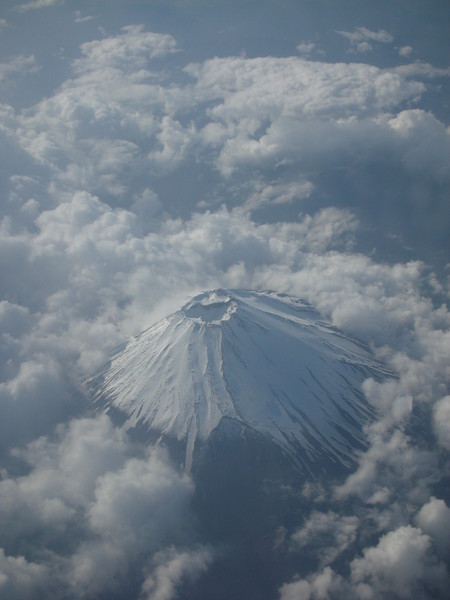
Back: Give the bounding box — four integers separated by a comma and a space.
433, 396, 450, 450
187, 55, 423, 126
74, 25, 179, 73
0, 415, 202, 599
387, 109, 450, 179
13, 26, 182, 200
416, 497, 450, 557
0, 549, 49, 600
4, 25, 447, 271
279, 567, 344, 600
398, 45, 413, 58
281, 525, 449, 600
350, 526, 448, 599
180, 53, 449, 265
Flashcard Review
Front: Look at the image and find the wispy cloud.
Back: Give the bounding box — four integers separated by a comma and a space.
0, 54, 38, 82
74, 10, 94, 23
336, 26, 394, 53
16, 0, 64, 12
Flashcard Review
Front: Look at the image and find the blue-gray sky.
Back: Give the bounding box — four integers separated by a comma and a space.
0, 1, 449, 598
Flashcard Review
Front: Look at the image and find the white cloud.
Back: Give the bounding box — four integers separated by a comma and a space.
1, 175, 448, 459
350, 526, 448, 599
148, 116, 194, 173
281, 518, 450, 599
14, 27, 184, 196
296, 42, 316, 55
186, 57, 440, 179
0, 416, 129, 547
74, 10, 94, 24
0, 301, 31, 337
131, 188, 163, 230
416, 497, 450, 557
74, 25, 179, 73
290, 511, 359, 567
0, 23, 449, 599
0, 415, 200, 599
279, 567, 344, 600
140, 547, 212, 600
433, 396, 450, 450
241, 179, 315, 213
391, 62, 450, 80
387, 109, 450, 178
0, 354, 76, 454
17, 0, 64, 12
0, 55, 37, 83
398, 45, 413, 57
280, 578, 312, 600
336, 27, 394, 53
188, 55, 423, 124
6, 28, 447, 271
88, 452, 193, 546
0, 549, 48, 600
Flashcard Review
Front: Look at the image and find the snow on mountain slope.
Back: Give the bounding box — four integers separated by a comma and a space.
95, 290, 393, 471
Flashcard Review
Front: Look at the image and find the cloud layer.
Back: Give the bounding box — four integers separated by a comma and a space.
0, 18, 449, 599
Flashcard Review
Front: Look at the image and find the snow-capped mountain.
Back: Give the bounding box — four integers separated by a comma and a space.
94, 290, 392, 472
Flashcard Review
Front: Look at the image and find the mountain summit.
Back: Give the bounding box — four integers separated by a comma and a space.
95, 290, 391, 472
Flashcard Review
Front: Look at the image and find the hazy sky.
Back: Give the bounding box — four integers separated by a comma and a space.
0, 1, 449, 598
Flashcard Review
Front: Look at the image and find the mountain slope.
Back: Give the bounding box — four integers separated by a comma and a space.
94, 290, 392, 471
